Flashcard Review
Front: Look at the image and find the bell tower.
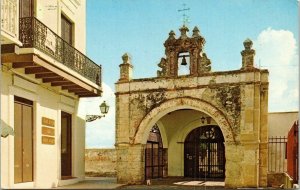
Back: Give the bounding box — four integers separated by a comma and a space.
157, 25, 211, 77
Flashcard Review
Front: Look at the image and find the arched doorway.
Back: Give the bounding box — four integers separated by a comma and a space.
184, 125, 225, 178
145, 125, 165, 179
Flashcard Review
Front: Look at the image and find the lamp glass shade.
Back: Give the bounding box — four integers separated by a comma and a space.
200, 116, 205, 123
100, 101, 109, 114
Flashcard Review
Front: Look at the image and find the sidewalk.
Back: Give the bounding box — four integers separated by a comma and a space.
55, 177, 125, 189
118, 178, 227, 189
55, 177, 227, 189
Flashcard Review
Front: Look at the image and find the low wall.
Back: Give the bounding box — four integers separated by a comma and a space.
85, 149, 116, 177
267, 172, 293, 188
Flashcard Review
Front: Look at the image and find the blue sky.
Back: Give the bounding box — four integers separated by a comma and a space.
84, 0, 299, 148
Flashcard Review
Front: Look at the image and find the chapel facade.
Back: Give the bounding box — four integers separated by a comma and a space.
115, 25, 269, 188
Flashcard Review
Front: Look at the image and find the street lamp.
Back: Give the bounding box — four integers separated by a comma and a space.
85, 101, 109, 122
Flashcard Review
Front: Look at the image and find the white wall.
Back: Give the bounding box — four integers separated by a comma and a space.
35, 0, 86, 53
1, 72, 85, 188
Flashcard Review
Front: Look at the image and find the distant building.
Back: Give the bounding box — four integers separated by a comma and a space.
1, 0, 102, 188
268, 111, 298, 137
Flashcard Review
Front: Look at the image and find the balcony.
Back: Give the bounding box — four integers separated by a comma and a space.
2, 17, 102, 97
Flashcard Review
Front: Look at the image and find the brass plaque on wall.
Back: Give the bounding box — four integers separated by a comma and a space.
42, 127, 55, 136
42, 136, 55, 145
42, 117, 55, 127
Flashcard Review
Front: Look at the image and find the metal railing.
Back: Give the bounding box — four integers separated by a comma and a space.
19, 17, 101, 85
1, 0, 18, 38
268, 136, 287, 173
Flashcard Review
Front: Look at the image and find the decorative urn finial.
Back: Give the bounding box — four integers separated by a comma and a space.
122, 53, 131, 64
192, 26, 200, 38
243, 38, 253, 50
119, 53, 133, 81
179, 25, 189, 39
167, 30, 176, 40
241, 38, 255, 70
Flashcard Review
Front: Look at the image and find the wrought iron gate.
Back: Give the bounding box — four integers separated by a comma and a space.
145, 125, 165, 179
184, 125, 225, 178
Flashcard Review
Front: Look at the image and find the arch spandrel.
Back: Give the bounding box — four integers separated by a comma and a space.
134, 97, 236, 145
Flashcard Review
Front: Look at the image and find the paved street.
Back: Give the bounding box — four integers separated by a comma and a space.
118, 177, 226, 189
56, 177, 227, 189
56, 177, 280, 190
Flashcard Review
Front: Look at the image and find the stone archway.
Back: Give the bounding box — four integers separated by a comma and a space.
134, 97, 235, 145
132, 97, 236, 185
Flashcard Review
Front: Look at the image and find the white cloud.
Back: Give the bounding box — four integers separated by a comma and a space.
254, 28, 298, 112
78, 83, 116, 148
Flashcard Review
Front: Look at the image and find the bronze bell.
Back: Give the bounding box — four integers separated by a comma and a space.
181, 55, 187, 65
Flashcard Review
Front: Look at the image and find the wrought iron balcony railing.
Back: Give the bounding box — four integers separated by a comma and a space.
19, 17, 101, 85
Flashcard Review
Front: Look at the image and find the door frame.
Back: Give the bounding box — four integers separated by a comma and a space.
60, 111, 72, 178
14, 96, 34, 183
8, 85, 38, 188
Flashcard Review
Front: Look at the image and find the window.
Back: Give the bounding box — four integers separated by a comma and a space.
19, 0, 33, 18
61, 14, 73, 45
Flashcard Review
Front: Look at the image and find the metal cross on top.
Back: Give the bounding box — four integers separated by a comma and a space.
178, 3, 190, 26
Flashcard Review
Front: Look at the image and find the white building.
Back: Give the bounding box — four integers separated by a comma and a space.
1, 0, 102, 188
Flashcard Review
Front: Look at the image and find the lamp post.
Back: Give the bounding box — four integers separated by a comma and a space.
85, 101, 109, 122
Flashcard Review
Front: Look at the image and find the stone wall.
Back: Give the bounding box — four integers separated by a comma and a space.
85, 149, 116, 177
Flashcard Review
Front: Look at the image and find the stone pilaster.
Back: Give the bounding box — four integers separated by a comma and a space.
241, 38, 255, 70
119, 53, 133, 81
116, 144, 145, 184
259, 76, 269, 187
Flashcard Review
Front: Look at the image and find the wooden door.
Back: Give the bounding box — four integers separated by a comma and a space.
14, 96, 33, 183
61, 111, 72, 177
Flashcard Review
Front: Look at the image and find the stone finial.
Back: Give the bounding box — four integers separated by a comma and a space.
167, 30, 176, 40
243, 38, 253, 50
179, 25, 189, 39
241, 38, 255, 70
192, 26, 200, 38
119, 53, 133, 81
122, 53, 131, 64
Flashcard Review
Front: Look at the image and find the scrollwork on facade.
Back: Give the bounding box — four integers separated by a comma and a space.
216, 86, 241, 132
130, 91, 166, 114
202, 85, 241, 133
198, 53, 211, 74
157, 58, 167, 77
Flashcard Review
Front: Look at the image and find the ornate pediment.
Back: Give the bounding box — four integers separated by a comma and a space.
157, 25, 211, 77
